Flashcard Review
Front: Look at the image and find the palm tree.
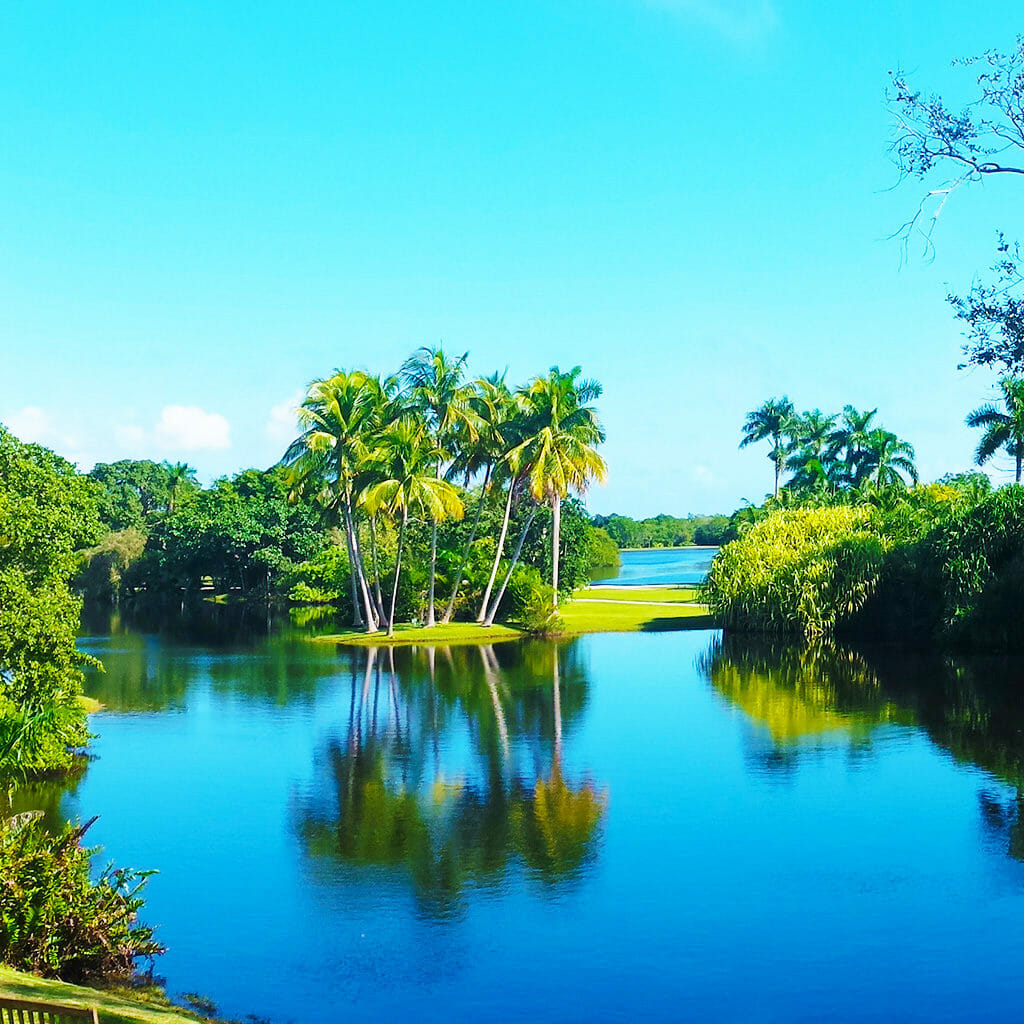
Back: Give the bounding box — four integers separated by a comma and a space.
486, 367, 606, 618
440, 373, 515, 624
739, 397, 795, 498
283, 371, 397, 630
362, 419, 465, 636
967, 378, 1024, 483
400, 347, 477, 627
785, 410, 837, 492
860, 428, 918, 488
165, 462, 198, 513
828, 405, 878, 487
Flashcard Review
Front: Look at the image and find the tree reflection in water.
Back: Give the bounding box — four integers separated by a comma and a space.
701, 635, 1024, 863
296, 641, 606, 918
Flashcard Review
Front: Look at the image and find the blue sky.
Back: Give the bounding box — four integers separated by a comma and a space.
2, 1, 1021, 516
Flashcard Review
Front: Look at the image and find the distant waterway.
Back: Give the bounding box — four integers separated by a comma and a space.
592, 545, 716, 585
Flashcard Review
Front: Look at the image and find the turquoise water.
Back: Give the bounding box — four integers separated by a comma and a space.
17, 611, 1024, 1022
594, 546, 715, 585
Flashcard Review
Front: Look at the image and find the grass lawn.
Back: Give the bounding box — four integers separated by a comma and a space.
0, 967, 205, 1024
311, 621, 524, 647
558, 597, 715, 635
582, 585, 700, 603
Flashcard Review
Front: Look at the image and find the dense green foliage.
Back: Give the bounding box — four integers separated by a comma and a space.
76, 352, 611, 636
706, 480, 1024, 649
705, 506, 889, 638
0, 427, 100, 772
593, 512, 728, 548
0, 813, 162, 982
89, 460, 198, 532
129, 467, 325, 600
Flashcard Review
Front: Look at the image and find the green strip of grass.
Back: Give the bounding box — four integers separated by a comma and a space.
311, 622, 524, 647
558, 599, 716, 635
0, 967, 205, 1024
582, 586, 699, 604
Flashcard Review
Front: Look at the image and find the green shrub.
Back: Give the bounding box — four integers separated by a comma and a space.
505, 566, 564, 635
924, 486, 1024, 646
285, 544, 351, 606
585, 526, 620, 572
708, 485, 1024, 650
0, 813, 163, 982
703, 506, 889, 638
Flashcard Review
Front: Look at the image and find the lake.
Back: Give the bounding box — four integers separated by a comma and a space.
592, 546, 716, 586
16, 610, 1024, 1022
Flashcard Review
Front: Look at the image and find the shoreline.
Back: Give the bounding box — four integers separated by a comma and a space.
617, 545, 719, 552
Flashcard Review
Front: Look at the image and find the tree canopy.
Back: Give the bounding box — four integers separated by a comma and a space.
0, 426, 101, 771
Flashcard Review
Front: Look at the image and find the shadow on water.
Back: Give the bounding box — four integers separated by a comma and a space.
701, 634, 1024, 860
294, 641, 607, 919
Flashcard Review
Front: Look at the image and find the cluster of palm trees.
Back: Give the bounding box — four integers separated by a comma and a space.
282, 349, 606, 636
740, 398, 918, 498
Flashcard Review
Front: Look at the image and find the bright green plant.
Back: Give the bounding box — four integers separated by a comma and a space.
703, 506, 889, 638
0, 813, 163, 982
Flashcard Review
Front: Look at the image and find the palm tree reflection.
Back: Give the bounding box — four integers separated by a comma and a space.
297, 642, 606, 917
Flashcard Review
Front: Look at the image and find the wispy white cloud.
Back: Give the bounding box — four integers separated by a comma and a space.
154, 405, 231, 452
265, 392, 303, 451
641, 0, 778, 43
4, 406, 79, 451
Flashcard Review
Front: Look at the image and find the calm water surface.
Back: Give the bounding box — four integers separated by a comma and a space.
594, 546, 716, 585
17, 610, 1024, 1022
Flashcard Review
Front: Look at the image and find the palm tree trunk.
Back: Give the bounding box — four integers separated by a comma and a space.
347, 557, 363, 628
343, 499, 378, 631
478, 477, 516, 622
336, 495, 364, 627
387, 507, 408, 637
442, 465, 491, 624
551, 493, 561, 606
367, 515, 388, 624
483, 504, 538, 626
424, 464, 443, 627
1017, 452, 1022, 484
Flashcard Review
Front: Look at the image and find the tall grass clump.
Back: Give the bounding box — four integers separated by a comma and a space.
703, 506, 889, 639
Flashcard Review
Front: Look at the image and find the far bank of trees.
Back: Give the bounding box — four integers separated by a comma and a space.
591, 512, 729, 548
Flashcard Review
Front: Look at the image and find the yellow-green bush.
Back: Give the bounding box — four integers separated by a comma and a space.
703, 506, 889, 638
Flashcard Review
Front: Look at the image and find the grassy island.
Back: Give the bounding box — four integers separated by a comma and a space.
313, 583, 714, 645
